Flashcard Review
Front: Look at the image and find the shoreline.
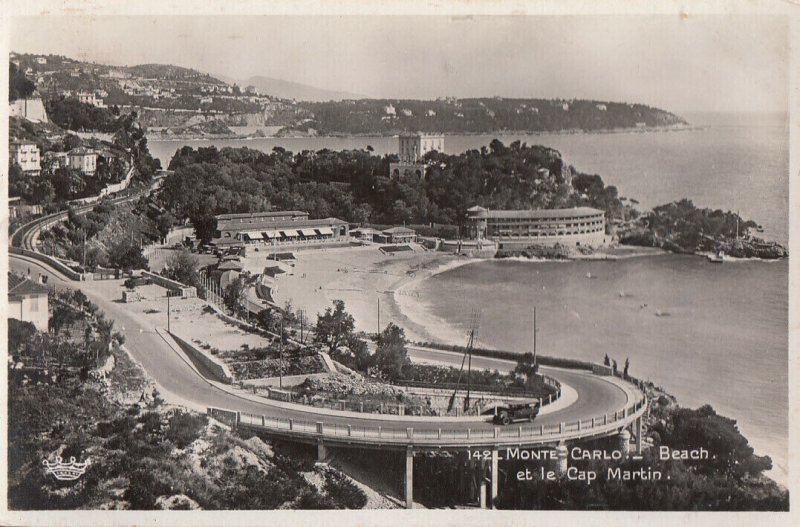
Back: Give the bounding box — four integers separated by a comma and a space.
145, 123, 698, 142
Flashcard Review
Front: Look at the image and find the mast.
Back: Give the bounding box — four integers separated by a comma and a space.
464, 327, 473, 412
448, 310, 480, 413
532, 306, 537, 372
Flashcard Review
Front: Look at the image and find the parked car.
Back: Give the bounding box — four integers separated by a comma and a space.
493, 402, 540, 425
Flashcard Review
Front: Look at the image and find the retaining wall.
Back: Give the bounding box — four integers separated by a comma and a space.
10, 247, 82, 280
168, 331, 234, 384
141, 271, 197, 297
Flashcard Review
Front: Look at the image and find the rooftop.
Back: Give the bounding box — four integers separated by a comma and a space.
216, 210, 308, 221
217, 260, 244, 271
68, 147, 97, 156
383, 226, 416, 234
477, 207, 605, 219
8, 274, 49, 297
222, 217, 347, 232
399, 131, 445, 138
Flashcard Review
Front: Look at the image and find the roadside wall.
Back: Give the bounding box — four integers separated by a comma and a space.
141, 271, 197, 297
168, 331, 234, 384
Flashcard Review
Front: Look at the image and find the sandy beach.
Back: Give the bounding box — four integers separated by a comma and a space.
264, 245, 481, 343
262, 243, 670, 347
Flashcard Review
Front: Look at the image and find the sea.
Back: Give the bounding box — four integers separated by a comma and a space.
148, 111, 790, 484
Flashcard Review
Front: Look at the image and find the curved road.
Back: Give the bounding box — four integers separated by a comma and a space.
11, 252, 632, 437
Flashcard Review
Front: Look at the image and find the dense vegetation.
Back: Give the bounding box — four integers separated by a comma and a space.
620, 199, 787, 258
160, 140, 630, 232
7, 300, 368, 510
8, 55, 160, 206
406, 396, 787, 510
9, 62, 35, 101
492, 401, 786, 510
38, 199, 162, 271
299, 98, 686, 135
45, 97, 124, 133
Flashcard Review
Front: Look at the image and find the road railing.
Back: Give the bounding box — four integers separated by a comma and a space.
209, 392, 647, 449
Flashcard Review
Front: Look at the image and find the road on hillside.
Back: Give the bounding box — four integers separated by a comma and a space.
10, 254, 629, 434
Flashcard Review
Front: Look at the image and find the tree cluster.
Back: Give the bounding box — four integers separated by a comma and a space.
159, 140, 628, 232
9, 62, 35, 102
45, 97, 123, 133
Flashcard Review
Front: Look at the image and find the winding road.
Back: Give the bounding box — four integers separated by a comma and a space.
10, 251, 640, 440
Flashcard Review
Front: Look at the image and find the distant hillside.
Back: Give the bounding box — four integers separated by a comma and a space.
126, 64, 224, 84
239, 75, 368, 102
297, 98, 688, 135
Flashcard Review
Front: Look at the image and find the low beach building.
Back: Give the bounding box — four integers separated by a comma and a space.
215, 210, 349, 248
351, 227, 381, 242
377, 226, 417, 244
466, 205, 607, 248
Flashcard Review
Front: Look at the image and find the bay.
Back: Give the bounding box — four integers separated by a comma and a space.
147, 111, 789, 484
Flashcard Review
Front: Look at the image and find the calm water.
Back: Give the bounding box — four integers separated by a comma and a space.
409, 256, 788, 483
149, 112, 788, 243
148, 112, 789, 483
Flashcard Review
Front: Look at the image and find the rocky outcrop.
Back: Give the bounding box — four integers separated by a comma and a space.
620, 227, 788, 260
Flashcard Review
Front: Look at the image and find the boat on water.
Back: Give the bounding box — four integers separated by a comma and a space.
707, 250, 726, 263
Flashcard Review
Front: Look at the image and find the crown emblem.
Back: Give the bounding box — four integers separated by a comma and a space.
42, 456, 91, 481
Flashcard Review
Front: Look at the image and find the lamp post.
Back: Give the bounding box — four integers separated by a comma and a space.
167, 292, 171, 333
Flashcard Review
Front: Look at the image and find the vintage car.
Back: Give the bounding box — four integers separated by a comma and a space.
493, 401, 540, 425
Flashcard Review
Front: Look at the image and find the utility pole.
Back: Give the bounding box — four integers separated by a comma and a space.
279, 317, 284, 388
299, 310, 305, 343
533, 306, 537, 370
167, 293, 171, 333
377, 297, 381, 335
82, 229, 86, 271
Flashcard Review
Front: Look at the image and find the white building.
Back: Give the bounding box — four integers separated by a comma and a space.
8, 274, 49, 332
68, 147, 98, 175
77, 91, 104, 107
397, 132, 444, 163
9, 141, 41, 176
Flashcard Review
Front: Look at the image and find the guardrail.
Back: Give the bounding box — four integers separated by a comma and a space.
209, 394, 647, 449
393, 373, 562, 406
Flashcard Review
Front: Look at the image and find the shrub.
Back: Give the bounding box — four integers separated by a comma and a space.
124, 469, 171, 509
96, 416, 136, 438
324, 470, 367, 509
166, 411, 208, 449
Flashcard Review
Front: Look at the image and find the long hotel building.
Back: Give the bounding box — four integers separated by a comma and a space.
466, 205, 607, 248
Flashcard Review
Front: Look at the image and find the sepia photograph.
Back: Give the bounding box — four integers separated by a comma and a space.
1, 1, 796, 525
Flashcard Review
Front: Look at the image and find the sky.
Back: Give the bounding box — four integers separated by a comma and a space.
8, 15, 789, 113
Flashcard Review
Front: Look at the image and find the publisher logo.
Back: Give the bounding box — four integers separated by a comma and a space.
42, 456, 91, 481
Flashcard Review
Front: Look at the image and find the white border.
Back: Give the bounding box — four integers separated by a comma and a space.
1, 1, 797, 526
